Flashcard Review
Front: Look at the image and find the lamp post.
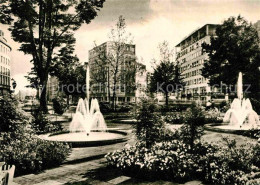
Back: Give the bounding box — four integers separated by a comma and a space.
85, 62, 90, 101
11, 78, 17, 94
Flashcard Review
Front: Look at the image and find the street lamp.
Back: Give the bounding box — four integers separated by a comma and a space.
11, 78, 17, 94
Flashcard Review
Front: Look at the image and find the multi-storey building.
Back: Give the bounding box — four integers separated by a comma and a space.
175, 24, 219, 101
0, 30, 12, 96
47, 76, 59, 101
89, 41, 137, 103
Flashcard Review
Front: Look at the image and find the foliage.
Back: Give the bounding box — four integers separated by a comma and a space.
180, 102, 206, 151
150, 41, 184, 106
36, 139, 71, 169
202, 138, 260, 184
0, 129, 71, 175
163, 112, 184, 124
52, 96, 67, 115
0, 95, 70, 176
50, 45, 86, 100
204, 108, 223, 123
0, 0, 105, 111
106, 137, 260, 184
135, 99, 167, 148
250, 98, 260, 115
106, 141, 202, 182
0, 95, 29, 133
31, 108, 62, 134
218, 100, 231, 113
202, 15, 260, 98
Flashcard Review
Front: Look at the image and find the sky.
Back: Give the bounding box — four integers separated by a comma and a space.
1, 0, 260, 92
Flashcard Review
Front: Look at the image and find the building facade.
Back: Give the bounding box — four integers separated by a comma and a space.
0, 30, 11, 96
47, 76, 59, 101
254, 20, 260, 42
89, 41, 137, 103
175, 24, 221, 101
135, 64, 149, 102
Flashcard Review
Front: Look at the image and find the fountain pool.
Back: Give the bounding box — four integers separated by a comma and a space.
206, 72, 260, 134
39, 62, 128, 147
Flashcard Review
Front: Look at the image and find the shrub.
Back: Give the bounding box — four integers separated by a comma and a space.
204, 108, 223, 123
181, 102, 206, 151
52, 96, 66, 115
0, 95, 29, 132
163, 112, 184, 124
202, 138, 260, 184
36, 139, 71, 169
135, 99, 166, 148
0, 97, 70, 175
218, 100, 230, 113
250, 98, 260, 115
0, 126, 71, 175
31, 108, 62, 134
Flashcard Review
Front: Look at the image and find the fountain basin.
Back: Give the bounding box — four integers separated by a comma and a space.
38, 129, 128, 147
205, 123, 260, 136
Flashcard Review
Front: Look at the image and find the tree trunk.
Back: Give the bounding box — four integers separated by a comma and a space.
39, 78, 48, 113
36, 88, 39, 100
165, 92, 169, 106
112, 89, 116, 111
67, 95, 70, 106
107, 70, 111, 104
112, 71, 117, 111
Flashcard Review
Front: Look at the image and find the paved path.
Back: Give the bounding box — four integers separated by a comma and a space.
13, 123, 203, 185
13, 127, 136, 185
13, 125, 257, 185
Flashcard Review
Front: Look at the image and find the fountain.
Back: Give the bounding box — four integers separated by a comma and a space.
206, 72, 260, 133
39, 62, 127, 147
222, 72, 259, 128
69, 98, 107, 134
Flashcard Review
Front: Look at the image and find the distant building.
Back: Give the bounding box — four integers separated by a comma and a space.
0, 29, 12, 96
135, 64, 149, 102
47, 76, 59, 101
16, 89, 37, 101
175, 24, 222, 101
254, 20, 260, 42
89, 41, 137, 103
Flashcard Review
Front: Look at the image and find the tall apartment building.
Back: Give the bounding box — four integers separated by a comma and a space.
175, 24, 219, 101
89, 41, 137, 103
0, 30, 12, 96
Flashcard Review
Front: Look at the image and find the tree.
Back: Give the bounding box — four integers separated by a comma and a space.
92, 15, 135, 110
0, 0, 105, 112
25, 66, 40, 99
202, 15, 260, 98
50, 44, 86, 105
150, 41, 184, 106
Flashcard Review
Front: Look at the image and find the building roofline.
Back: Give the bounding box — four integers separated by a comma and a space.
175, 24, 219, 47
89, 41, 135, 52
0, 38, 12, 50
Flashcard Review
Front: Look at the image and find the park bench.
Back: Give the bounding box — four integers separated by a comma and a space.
0, 162, 15, 185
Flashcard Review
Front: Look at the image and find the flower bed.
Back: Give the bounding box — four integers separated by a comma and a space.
106, 100, 260, 184
106, 139, 260, 184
